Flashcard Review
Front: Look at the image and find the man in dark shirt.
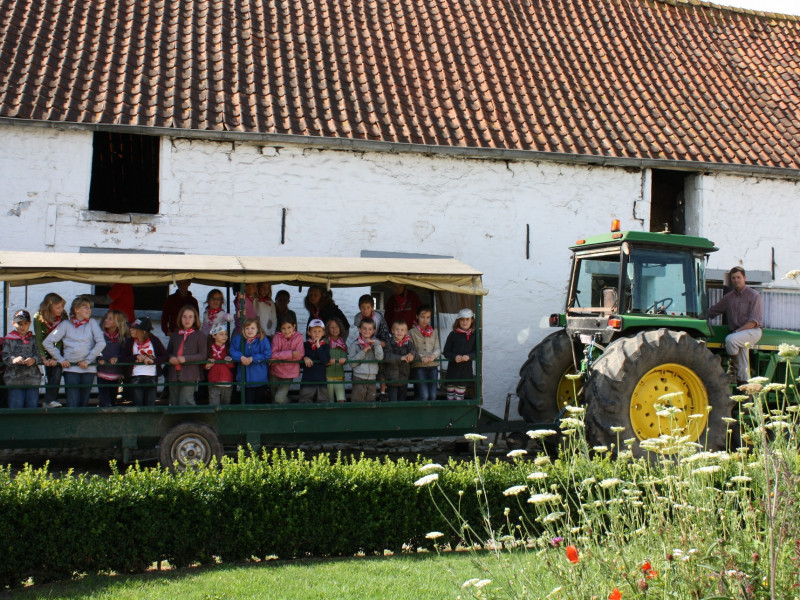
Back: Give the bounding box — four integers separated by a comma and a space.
707, 267, 763, 385
160, 280, 199, 336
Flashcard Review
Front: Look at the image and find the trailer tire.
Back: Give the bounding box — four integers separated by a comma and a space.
158, 421, 223, 471
517, 330, 579, 424
584, 329, 733, 457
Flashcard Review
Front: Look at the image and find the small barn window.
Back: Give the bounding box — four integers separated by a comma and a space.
649, 169, 687, 234
89, 132, 160, 214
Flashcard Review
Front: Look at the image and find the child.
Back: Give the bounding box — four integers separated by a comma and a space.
443, 308, 477, 401
43, 297, 106, 408
120, 317, 168, 406
300, 319, 330, 403
325, 318, 348, 402
205, 323, 235, 405
96, 310, 129, 407
347, 317, 384, 402
353, 293, 391, 399
384, 319, 415, 402
270, 317, 304, 404
230, 317, 272, 404
166, 305, 207, 406
34, 292, 68, 408
3, 310, 42, 409
201, 288, 234, 335
409, 304, 441, 401
256, 282, 277, 337
275, 290, 297, 326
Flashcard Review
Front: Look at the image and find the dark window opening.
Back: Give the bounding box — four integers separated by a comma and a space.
89, 132, 159, 214
650, 169, 687, 234
93, 284, 169, 313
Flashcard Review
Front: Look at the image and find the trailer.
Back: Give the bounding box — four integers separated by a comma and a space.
0, 251, 529, 469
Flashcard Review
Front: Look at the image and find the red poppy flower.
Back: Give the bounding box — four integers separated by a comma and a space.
641, 560, 658, 579
566, 545, 579, 564
609, 587, 622, 600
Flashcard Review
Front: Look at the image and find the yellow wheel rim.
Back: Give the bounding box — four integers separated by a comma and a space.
630, 363, 709, 442
556, 366, 580, 410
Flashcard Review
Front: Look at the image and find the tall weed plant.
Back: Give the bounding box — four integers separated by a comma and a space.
417, 354, 800, 599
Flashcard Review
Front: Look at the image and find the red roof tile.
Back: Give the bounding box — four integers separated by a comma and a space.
1, 0, 799, 169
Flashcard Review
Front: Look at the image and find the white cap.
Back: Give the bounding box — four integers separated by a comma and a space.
308, 319, 325, 329
457, 308, 474, 319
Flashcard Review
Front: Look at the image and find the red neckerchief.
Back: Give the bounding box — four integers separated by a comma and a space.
41, 314, 62, 334
329, 337, 346, 351
416, 325, 433, 337
259, 297, 272, 305
356, 336, 372, 350
207, 307, 222, 322
105, 329, 119, 343
456, 327, 473, 341
135, 339, 154, 357
310, 308, 321, 319
175, 328, 195, 371
72, 318, 89, 328
309, 337, 327, 351
393, 334, 411, 347
6, 330, 32, 344
211, 343, 227, 360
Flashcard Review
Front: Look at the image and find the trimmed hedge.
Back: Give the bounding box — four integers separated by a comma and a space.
0, 449, 537, 587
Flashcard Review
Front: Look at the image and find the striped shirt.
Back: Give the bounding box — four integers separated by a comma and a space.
708, 286, 763, 330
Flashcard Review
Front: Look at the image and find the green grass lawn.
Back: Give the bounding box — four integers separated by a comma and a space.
5, 552, 535, 600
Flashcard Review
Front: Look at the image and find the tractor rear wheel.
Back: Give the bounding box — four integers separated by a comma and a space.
517, 330, 579, 424
584, 328, 733, 456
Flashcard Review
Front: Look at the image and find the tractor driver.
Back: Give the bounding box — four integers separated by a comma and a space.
707, 266, 763, 385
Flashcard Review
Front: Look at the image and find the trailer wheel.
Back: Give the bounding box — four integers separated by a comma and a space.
505, 432, 529, 451
517, 330, 579, 423
158, 422, 223, 471
584, 329, 733, 456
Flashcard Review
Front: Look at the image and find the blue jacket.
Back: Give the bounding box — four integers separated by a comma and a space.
230, 335, 272, 387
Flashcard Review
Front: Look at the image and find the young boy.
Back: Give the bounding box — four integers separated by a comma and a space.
353, 293, 391, 399
409, 305, 441, 401
383, 319, 415, 402
275, 290, 297, 326
347, 317, 384, 402
300, 319, 330, 403
3, 310, 43, 409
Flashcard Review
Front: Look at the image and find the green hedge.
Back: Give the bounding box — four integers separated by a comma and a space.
0, 449, 584, 587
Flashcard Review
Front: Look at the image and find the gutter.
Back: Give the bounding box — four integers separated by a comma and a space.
2, 116, 799, 181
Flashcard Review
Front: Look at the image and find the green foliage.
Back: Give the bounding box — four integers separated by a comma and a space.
0, 449, 540, 588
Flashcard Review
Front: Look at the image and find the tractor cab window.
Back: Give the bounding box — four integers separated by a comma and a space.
569, 251, 621, 313
626, 248, 705, 317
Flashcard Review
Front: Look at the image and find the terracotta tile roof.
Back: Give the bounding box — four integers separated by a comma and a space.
1, 0, 799, 170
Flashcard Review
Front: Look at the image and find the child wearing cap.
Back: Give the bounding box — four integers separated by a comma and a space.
205, 323, 235, 405
443, 308, 477, 401
120, 317, 169, 406
299, 319, 330, 403
3, 310, 43, 409
96, 310, 129, 407
270, 317, 304, 404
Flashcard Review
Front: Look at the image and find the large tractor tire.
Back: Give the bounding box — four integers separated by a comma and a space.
584, 328, 733, 456
517, 330, 579, 424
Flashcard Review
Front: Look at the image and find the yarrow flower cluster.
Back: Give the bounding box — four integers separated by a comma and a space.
414, 473, 439, 487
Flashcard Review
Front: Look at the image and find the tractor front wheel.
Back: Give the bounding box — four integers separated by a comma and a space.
584, 328, 733, 456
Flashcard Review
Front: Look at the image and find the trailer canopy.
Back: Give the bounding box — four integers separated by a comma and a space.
0, 252, 487, 296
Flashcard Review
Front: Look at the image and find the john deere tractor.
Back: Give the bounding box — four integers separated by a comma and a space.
517, 222, 800, 453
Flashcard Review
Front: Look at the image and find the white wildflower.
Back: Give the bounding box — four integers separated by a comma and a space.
784, 269, 800, 280
559, 417, 585, 429
778, 343, 799, 358
425, 531, 444, 539
564, 373, 582, 380
592, 445, 609, 453
748, 376, 770, 385
729, 475, 752, 484
687, 413, 705, 421
722, 417, 738, 424
546, 586, 563, 598
462, 578, 481, 588
763, 383, 786, 392
503, 485, 528, 496
561, 428, 576, 436
730, 395, 749, 402
656, 405, 683, 418
414, 473, 439, 487
542, 511, 565, 523
564, 405, 585, 415
658, 391, 685, 403
764, 421, 791, 431
692, 465, 722, 475
580, 477, 596, 486
527, 429, 558, 439
474, 579, 492, 588
534, 456, 551, 466
527, 471, 548, 480
528, 492, 562, 505
599, 478, 623, 488
419, 463, 444, 472
464, 433, 487, 441
610, 426, 626, 433
507, 449, 527, 458
624, 437, 636, 446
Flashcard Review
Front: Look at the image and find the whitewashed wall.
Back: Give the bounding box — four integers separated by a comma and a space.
3, 124, 798, 414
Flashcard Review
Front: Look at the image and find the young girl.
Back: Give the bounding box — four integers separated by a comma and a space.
3, 310, 42, 409
409, 305, 441, 401
442, 308, 477, 401
269, 317, 304, 404
96, 310, 129, 407
205, 323, 235, 405
120, 317, 168, 406
43, 297, 106, 408
325, 318, 348, 402
34, 292, 68, 408
201, 288, 234, 335
166, 305, 207, 406
230, 317, 272, 404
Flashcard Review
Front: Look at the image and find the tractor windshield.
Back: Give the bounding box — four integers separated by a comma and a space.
625, 248, 707, 318
568, 250, 622, 313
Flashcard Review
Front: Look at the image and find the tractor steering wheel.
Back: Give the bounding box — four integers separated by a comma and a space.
646, 297, 673, 314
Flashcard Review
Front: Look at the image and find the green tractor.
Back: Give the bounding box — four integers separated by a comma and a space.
517, 222, 800, 453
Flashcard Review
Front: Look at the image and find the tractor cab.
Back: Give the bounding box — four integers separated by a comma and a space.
562, 221, 718, 344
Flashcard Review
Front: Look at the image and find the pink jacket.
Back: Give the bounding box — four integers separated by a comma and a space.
270, 331, 304, 379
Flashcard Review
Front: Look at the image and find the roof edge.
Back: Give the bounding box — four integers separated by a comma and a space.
2, 117, 799, 180
658, 0, 800, 21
